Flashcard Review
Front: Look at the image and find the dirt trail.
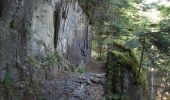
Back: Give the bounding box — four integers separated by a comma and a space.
37, 60, 107, 100
85, 60, 107, 74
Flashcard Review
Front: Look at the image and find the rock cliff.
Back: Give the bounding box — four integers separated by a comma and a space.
0, 0, 91, 81
106, 43, 146, 100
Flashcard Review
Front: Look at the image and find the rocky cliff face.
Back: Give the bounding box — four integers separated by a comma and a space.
0, 0, 91, 81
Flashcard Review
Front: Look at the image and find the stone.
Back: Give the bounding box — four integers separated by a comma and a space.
56, 1, 92, 67
106, 50, 145, 100
0, 0, 92, 99
0, 0, 92, 81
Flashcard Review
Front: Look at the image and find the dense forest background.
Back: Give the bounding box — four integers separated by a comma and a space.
79, 0, 170, 99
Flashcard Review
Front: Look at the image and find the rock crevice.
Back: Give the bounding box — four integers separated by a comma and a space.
0, 0, 92, 80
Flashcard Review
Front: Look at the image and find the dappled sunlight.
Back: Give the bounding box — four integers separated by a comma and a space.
0, 0, 169, 99
138, 8, 161, 23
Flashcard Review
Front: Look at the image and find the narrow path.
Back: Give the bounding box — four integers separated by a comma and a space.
85, 60, 107, 74
38, 60, 107, 100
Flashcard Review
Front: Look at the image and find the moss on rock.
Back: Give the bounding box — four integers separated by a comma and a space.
106, 44, 146, 99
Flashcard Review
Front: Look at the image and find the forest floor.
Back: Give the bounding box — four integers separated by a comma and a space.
38, 60, 107, 100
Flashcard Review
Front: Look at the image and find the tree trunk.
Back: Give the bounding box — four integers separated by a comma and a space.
149, 68, 155, 100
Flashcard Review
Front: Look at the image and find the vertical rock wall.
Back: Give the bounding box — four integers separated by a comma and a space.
0, 0, 35, 80
0, 0, 92, 80
56, 1, 92, 67
29, 0, 92, 67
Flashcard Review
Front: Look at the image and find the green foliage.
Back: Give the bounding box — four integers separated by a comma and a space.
134, 30, 170, 55
156, 5, 170, 17
85, 0, 148, 60
10, 19, 15, 29
82, 0, 169, 99
25, 22, 36, 39
151, 34, 170, 54
77, 67, 86, 73
159, 19, 170, 32
2, 73, 14, 97
141, 5, 170, 55
26, 52, 62, 68
106, 47, 146, 97
45, 52, 62, 67
110, 50, 141, 78
105, 93, 123, 100
124, 38, 141, 49
26, 56, 40, 67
